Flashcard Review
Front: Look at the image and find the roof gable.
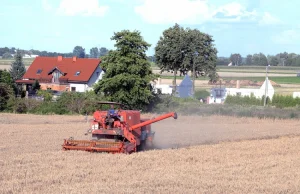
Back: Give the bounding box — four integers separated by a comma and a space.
23, 56, 101, 82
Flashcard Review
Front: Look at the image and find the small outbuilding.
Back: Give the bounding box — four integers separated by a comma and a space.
176, 75, 193, 98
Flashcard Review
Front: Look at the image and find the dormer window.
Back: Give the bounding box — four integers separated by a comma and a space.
36, 69, 42, 74
75, 71, 80, 76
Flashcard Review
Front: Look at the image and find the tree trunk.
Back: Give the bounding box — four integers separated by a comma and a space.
172, 69, 177, 95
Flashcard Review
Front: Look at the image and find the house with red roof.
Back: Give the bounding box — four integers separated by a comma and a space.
16, 56, 103, 92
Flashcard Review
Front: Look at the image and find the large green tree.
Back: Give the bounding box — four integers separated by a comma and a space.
155, 24, 185, 93
73, 46, 85, 58
89, 47, 99, 58
9, 50, 26, 81
246, 54, 253, 65
155, 24, 218, 92
99, 47, 109, 57
252, 53, 268, 66
94, 30, 157, 110
180, 28, 218, 81
230, 53, 242, 66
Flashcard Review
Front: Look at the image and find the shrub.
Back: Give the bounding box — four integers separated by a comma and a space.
225, 94, 262, 106
0, 83, 14, 111
37, 90, 53, 102
194, 90, 210, 100
7, 97, 27, 113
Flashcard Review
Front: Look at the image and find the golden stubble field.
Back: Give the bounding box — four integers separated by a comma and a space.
1, 113, 300, 193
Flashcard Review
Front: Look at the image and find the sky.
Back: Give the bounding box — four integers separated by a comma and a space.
1, 0, 300, 57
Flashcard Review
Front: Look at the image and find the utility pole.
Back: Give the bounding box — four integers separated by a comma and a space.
264, 65, 270, 106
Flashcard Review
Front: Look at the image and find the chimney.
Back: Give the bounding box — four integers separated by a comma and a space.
236, 80, 240, 89
73, 56, 77, 62
57, 56, 63, 62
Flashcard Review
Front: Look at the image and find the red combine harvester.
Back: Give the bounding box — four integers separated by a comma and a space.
62, 102, 177, 154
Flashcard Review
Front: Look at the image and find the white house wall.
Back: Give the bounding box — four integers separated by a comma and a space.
70, 83, 88, 92
87, 66, 104, 87
70, 66, 104, 92
153, 84, 173, 95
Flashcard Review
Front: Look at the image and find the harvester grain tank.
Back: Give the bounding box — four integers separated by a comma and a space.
62, 102, 177, 154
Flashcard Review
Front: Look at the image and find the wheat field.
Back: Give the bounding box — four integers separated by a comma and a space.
0, 113, 300, 193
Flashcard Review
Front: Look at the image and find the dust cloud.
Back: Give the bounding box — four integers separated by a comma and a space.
149, 114, 300, 150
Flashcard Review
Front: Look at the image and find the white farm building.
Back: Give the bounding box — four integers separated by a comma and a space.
209, 79, 275, 104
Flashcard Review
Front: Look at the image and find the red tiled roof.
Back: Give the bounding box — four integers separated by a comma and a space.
15, 80, 35, 84
22, 56, 101, 83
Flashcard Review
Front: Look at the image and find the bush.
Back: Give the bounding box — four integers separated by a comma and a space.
7, 97, 27, 113
225, 94, 262, 106
0, 83, 14, 111
30, 102, 68, 115
56, 91, 104, 114
194, 90, 210, 100
37, 90, 53, 102
271, 94, 300, 108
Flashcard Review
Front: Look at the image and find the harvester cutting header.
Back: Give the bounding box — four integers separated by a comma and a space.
62, 102, 177, 154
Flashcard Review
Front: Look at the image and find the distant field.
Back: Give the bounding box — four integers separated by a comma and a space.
159, 75, 300, 84
222, 77, 300, 84
0, 58, 33, 66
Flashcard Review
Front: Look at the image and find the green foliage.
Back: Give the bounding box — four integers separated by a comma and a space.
252, 53, 268, 66
230, 53, 242, 66
37, 90, 53, 102
32, 80, 40, 91
56, 91, 102, 114
2, 52, 13, 59
155, 23, 218, 87
271, 94, 300, 108
9, 50, 26, 81
89, 47, 99, 58
194, 90, 210, 100
94, 30, 157, 110
30, 101, 67, 115
225, 94, 263, 106
0, 69, 13, 85
99, 47, 109, 57
0, 83, 14, 111
217, 57, 230, 66
7, 97, 27, 113
73, 46, 85, 58
246, 55, 253, 65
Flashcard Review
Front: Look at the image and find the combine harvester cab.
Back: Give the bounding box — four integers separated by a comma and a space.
62, 102, 177, 154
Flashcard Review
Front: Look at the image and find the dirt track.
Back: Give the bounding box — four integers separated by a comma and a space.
1, 113, 300, 193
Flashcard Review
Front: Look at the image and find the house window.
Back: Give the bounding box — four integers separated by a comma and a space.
216, 90, 222, 97
71, 87, 76, 92
96, 72, 99, 77
75, 71, 80, 76
53, 71, 60, 83
36, 69, 42, 74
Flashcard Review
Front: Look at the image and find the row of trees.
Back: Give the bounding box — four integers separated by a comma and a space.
0, 46, 109, 59
217, 52, 300, 66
